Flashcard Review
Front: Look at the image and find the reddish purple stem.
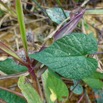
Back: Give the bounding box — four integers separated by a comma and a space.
54, 9, 86, 40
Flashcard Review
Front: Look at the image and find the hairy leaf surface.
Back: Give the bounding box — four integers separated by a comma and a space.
31, 33, 98, 79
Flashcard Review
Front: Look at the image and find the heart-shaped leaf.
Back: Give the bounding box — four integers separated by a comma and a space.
30, 33, 98, 79
42, 70, 69, 102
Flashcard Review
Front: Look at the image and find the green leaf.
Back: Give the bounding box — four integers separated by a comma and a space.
0, 9, 4, 17
18, 76, 42, 103
88, 72, 103, 79
74, 0, 80, 2
16, 0, 28, 54
83, 78, 103, 89
93, 89, 103, 103
46, 8, 70, 24
42, 70, 69, 102
42, 71, 54, 103
0, 58, 27, 74
70, 80, 83, 95
83, 72, 103, 89
0, 88, 26, 103
30, 33, 98, 79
